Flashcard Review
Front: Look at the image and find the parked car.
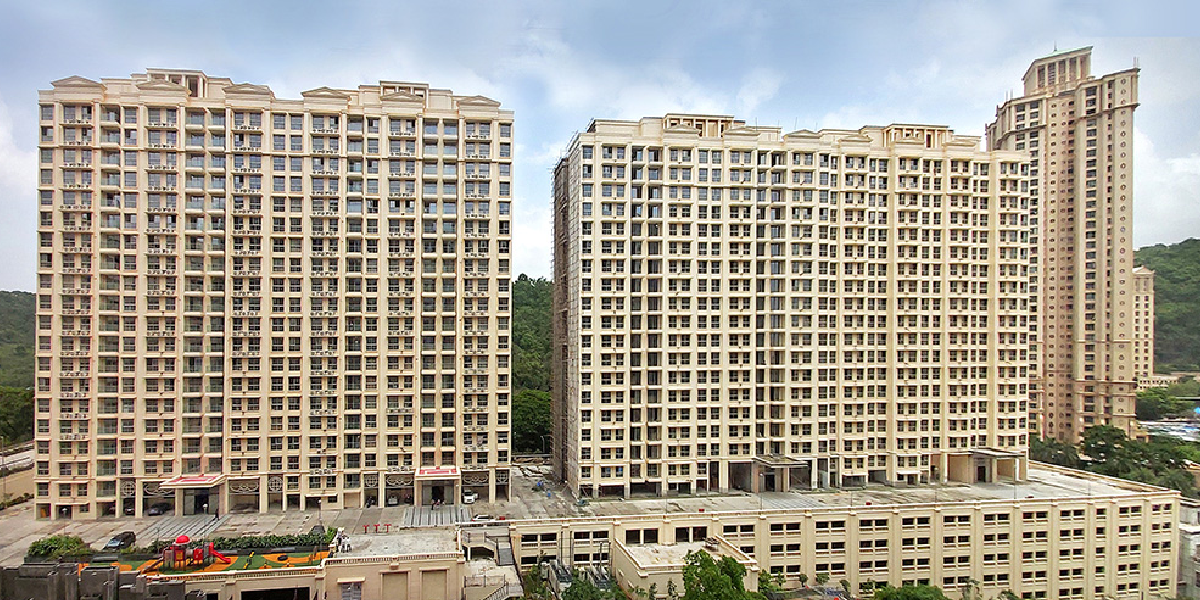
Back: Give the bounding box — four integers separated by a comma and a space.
462, 491, 478, 504
471, 514, 493, 522
103, 531, 136, 551
147, 503, 171, 516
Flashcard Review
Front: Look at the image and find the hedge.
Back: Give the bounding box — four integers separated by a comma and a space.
146, 529, 336, 554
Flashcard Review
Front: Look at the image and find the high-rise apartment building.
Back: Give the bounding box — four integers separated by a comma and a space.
1132, 266, 1155, 382
987, 47, 1141, 442
35, 69, 514, 519
552, 115, 1032, 498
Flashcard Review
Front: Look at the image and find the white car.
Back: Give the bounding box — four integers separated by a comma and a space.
462, 491, 478, 504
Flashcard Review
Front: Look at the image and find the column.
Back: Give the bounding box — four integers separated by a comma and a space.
779, 467, 789, 493
259, 475, 269, 513
217, 484, 229, 515
414, 479, 422, 506
488, 472, 497, 503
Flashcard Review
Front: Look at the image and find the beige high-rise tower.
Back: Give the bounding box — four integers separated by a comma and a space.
1132, 266, 1155, 383
988, 47, 1141, 442
35, 69, 514, 519
553, 115, 1031, 498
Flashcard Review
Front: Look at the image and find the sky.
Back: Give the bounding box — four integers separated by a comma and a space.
1, 0, 1198, 291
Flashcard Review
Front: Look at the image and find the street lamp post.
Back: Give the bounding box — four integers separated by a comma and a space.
540, 435, 552, 454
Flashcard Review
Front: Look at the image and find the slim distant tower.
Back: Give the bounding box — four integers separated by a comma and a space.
35, 70, 515, 518
987, 48, 1142, 442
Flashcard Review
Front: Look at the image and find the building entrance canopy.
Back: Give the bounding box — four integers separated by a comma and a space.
416, 467, 461, 481
160, 474, 226, 489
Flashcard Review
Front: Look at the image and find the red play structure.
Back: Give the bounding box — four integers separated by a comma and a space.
161, 535, 231, 569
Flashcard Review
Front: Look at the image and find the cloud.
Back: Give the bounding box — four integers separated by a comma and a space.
736, 68, 782, 116
1132, 128, 1200, 249
0, 95, 37, 291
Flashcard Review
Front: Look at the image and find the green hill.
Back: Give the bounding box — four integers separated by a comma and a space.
0, 291, 34, 389
512, 274, 553, 393
1135, 238, 1200, 371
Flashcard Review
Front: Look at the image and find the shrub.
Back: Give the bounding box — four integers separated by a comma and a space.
146, 529, 337, 553
29, 535, 92, 559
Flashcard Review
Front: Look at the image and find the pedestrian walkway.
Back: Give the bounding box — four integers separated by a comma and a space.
140, 514, 229, 542
401, 505, 468, 527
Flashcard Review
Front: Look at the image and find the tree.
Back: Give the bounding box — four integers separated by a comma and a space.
1029, 436, 1079, 468
873, 587, 951, 600
564, 575, 605, 600
815, 573, 830, 588
758, 571, 780, 595
523, 566, 549, 600
681, 550, 763, 600
1081, 425, 1127, 463
512, 390, 552, 452
1136, 388, 1192, 420
667, 579, 680, 600
798, 574, 809, 588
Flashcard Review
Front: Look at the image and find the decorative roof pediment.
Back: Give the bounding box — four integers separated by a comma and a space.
381, 91, 424, 103
301, 86, 350, 99
723, 126, 760, 137
51, 76, 103, 90
664, 124, 702, 135
841, 133, 872, 143
135, 79, 190, 93
223, 83, 273, 97
785, 129, 819, 138
456, 95, 500, 108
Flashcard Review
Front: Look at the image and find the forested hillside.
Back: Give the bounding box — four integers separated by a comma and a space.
0, 291, 35, 444
0, 291, 34, 389
512, 275, 553, 393
1135, 238, 1200, 371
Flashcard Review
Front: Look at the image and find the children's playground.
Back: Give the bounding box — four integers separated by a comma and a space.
103, 535, 328, 576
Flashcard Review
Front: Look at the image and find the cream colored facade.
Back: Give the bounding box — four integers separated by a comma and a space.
153, 550, 465, 600
987, 47, 1141, 442
1133, 266, 1155, 383
35, 69, 514, 519
610, 536, 759, 597
509, 465, 1180, 600
552, 115, 1032, 498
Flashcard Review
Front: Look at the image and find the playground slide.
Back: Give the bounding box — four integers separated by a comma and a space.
207, 543, 232, 564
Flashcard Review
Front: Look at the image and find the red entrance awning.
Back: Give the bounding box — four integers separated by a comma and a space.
415, 467, 461, 480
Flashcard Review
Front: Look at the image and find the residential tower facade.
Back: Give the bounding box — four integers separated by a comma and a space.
35, 70, 514, 518
552, 115, 1032, 498
987, 47, 1142, 442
